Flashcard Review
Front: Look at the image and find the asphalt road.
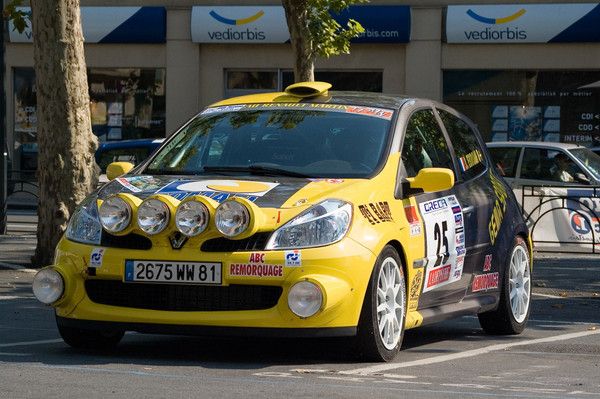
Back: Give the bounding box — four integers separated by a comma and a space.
1, 255, 599, 399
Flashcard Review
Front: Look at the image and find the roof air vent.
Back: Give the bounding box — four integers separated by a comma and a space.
284, 81, 332, 98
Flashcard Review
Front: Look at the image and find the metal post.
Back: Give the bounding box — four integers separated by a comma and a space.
0, 14, 7, 234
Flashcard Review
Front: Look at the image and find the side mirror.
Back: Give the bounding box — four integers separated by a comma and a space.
406, 168, 455, 193
106, 162, 134, 181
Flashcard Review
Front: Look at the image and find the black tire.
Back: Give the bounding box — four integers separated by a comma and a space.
478, 236, 531, 335
57, 321, 124, 350
356, 245, 406, 362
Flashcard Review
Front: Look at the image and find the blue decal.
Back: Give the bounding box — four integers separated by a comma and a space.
156, 181, 259, 203
125, 260, 134, 281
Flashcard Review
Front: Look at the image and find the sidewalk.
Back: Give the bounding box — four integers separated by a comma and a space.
0, 234, 36, 269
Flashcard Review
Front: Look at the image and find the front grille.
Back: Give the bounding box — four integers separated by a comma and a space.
101, 232, 152, 250
85, 280, 282, 311
201, 232, 271, 252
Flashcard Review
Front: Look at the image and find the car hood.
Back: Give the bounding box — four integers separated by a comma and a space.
96, 174, 363, 209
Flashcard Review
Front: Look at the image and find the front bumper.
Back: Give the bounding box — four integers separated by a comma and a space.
50, 237, 376, 334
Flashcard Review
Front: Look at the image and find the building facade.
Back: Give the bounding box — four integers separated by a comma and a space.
4, 0, 600, 178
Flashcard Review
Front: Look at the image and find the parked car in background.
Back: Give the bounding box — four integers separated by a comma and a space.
589, 147, 600, 157
96, 138, 164, 183
487, 141, 600, 252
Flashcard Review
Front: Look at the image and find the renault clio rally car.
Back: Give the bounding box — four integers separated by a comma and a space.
33, 82, 532, 361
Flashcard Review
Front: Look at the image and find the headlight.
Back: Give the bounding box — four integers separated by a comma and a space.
137, 198, 170, 235
266, 199, 352, 249
99, 196, 131, 233
288, 281, 322, 318
176, 200, 209, 237
32, 268, 64, 304
66, 196, 102, 244
215, 200, 250, 237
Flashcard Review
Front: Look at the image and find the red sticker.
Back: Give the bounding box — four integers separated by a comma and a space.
472, 272, 499, 292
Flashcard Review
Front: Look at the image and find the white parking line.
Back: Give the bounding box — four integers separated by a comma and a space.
532, 293, 565, 299
0, 339, 63, 348
340, 328, 600, 375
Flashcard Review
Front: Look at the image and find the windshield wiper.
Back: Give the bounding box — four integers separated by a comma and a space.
203, 164, 311, 178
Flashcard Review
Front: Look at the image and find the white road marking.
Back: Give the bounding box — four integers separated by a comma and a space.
0, 352, 31, 356
533, 292, 565, 299
0, 339, 63, 348
340, 328, 600, 375
0, 295, 35, 300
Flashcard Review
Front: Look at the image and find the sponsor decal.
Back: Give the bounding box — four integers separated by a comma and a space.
570, 212, 592, 235
422, 198, 448, 213
472, 272, 499, 292
90, 248, 105, 268
345, 106, 394, 120
419, 195, 466, 292
358, 202, 393, 225
229, 263, 283, 278
201, 105, 246, 115
483, 254, 492, 272
458, 149, 484, 172
242, 102, 394, 120
426, 264, 451, 289
409, 269, 423, 302
249, 252, 266, 263
284, 250, 302, 266
489, 172, 508, 245
410, 224, 422, 236
115, 176, 163, 193
156, 180, 279, 203
308, 178, 345, 184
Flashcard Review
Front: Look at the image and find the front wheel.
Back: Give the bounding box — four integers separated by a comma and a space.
356, 246, 406, 362
478, 236, 531, 334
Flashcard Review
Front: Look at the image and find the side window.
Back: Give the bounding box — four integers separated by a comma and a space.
520, 148, 584, 182
401, 109, 454, 177
438, 110, 486, 181
488, 147, 520, 178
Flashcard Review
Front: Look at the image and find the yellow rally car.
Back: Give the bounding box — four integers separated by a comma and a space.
33, 82, 532, 361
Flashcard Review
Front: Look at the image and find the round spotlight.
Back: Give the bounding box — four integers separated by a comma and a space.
99, 196, 131, 233
215, 201, 250, 237
137, 198, 170, 235
176, 200, 209, 237
288, 281, 323, 318
32, 268, 64, 304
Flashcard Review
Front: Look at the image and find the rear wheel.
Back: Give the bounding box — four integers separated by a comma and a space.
357, 246, 406, 362
478, 236, 531, 334
57, 320, 124, 350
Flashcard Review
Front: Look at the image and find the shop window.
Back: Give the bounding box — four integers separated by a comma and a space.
224, 69, 383, 98
443, 70, 600, 147
12, 67, 166, 176
438, 109, 487, 181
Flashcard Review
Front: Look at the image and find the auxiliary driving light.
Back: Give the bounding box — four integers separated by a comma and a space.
288, 281, 323, 318
175, 200, 210, 237
215, 200, 250, 237
99, 196, 131, 233
32, 268, 64, 304
137, 198, 170, 235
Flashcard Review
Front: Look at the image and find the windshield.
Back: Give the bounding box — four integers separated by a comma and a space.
145, 105, 393, 178
569, 148, 600, 181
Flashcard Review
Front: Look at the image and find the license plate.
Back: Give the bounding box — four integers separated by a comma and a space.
124, 260, 222, 285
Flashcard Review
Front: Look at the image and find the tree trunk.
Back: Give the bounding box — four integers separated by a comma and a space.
31, 0, 98, 267
282, 0, 315, 82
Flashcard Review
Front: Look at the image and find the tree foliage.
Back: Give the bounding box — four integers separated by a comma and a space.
282, 0, 367, 82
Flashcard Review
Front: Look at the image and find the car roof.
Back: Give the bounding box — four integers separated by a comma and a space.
486, 141, 586, 151
210, 90, 415, 111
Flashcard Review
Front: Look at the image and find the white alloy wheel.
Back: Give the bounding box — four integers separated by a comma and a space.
509, 244, 531, 323
376, 257, 405, 350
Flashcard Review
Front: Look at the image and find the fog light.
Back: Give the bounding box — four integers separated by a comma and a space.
288, 281, 322, 318
32, 268, 64, 304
